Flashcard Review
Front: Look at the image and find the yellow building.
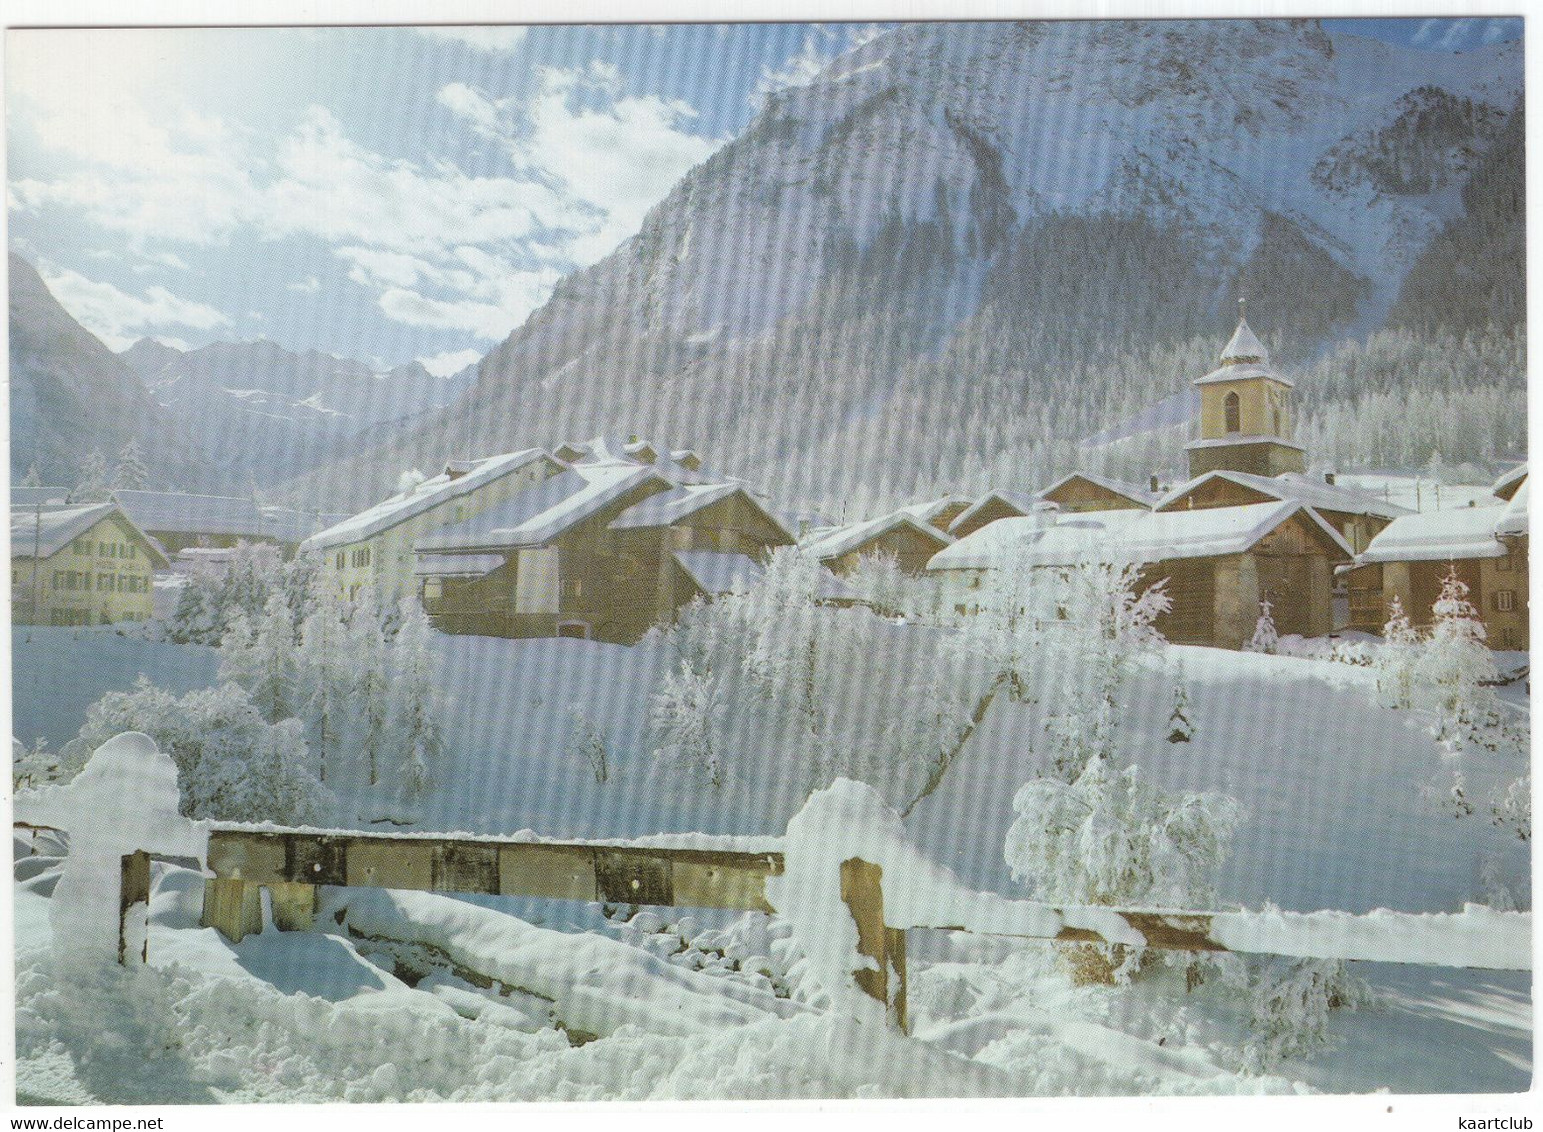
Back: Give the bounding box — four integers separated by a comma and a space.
11, 503, 169, 626
1184, 303, 1307, 479
302, 449, 564, 605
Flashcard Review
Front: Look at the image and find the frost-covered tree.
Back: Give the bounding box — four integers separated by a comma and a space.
1375, 594, 1421, 708
73, 450, 110, 503
389, 599, 445, 804
349, 593, 391, 786
296, 584, 352, 782
847, 550, 914, 619
1490, 775, 1530, 841
167, 541, 298, 645
1005, 758, 1240, 911
1240, 957, 1373, 1073
566, 708, 609, 784
13, 737, 63, 790
651, 665, 723, 786
112, 439, 149, 491
20, 464, 42, 488
61, 677, 331, 824
219, 594, 298, 723
740, 547, 828, 728
1247, 598, 1278, 654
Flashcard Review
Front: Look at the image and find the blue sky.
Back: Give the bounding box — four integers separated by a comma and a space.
5, 17, 1522, 375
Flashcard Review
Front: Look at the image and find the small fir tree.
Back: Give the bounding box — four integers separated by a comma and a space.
297, 585, 353, 783
73, 450, 110, 503
1167, 679, 1193, 743
1416, 565, 1506, 752
389, 599, 445, 806
1376, 594, 1420, 708
20, 464, 42, 488
350, 593, 392, 786
1247, 598, 1278, 654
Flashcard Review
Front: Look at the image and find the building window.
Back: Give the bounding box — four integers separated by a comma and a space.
1496, 590, 1515, 612
350, 547, 372, 568
98, 573, 113, 591
336, 552, 346, 570
1498, 554, 1513, 572
1224, 391, 1241, 433
1501, 626, 1517, 648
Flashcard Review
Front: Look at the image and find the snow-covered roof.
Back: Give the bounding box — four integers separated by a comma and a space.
896, 495, 972, 524
10, 486, 70, 507
947, 490, 1042, 535
1491, 463, 1528, 501
10, 502, 170, 568
672, 550, 859, 603
1156, 470, 1411, 520
112, 490, 271, 539
557, 434, 720, 486
800, 510, 953, 562
302, 449, 556, 552
1184, 434, 1305, 451
1220, 316, 1268, 365
1356, 503, 1514, 564
259, 506, 352, 544
930, 500, 1351, 571
1495, 479, 1528, 538
413, 553, 506, 578
1037, 472, 1158, 509
416, 463, 668, 552
608, 483, 794, 540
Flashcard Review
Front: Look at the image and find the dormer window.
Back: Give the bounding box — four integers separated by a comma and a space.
1224, 391, 1241, 434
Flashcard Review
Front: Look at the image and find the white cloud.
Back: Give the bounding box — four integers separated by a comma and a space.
288, 275, 321, 293
1411, 19, 1441, 46
418, 347, 483, 377
753, 32, 837, 103
436, 82, 507, 137
416, 26, 528, 54
1482, 18, 1521, 45
38, 262, 232, 351
515, 63, 722, 260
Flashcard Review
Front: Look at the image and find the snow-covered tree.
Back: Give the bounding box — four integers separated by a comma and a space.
389, 599, 445, 805
112, 439, 149, 491
847, 550, 913, 619
651, 664, 723, 786
61, 677, 331, 824
740, 547, 828, 727
73, 450, 110, 503
1416, 566, 1505, 752
219, 594, 298, 722
1240, 957, 1373, 1073
1490, 775, 1530, 841
13, 737, 63, 790
1247, 598, 1278, 654
349, 593, 392, 786
1375, 594, 1420, 708
20, 464, 42, 488
296, 584, 352, 782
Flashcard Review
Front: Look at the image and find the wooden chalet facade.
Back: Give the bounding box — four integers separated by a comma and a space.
801, 511, 954, 576
948, 490, 1040, 540
416, 450, 796, 644
1037, 473, 1157, 514
1155, 470, 1409, 555
1344, 469, 1529, 650
928, 500, 1352, 649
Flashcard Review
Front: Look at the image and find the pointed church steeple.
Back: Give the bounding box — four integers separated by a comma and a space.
1183, 301, 1306, 478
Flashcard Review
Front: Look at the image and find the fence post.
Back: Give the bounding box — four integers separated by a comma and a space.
840, 858, 891, 1016
118, 850, 151, 965
202, 877, 262, 943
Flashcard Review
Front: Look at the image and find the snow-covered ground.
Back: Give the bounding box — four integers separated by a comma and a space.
10, 627, 1532, 1100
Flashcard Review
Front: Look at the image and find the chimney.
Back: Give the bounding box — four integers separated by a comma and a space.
1324, 471, 1336, 486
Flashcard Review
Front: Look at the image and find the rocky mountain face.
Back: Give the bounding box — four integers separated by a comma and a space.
120, 338, 472, 487
282, 19, 1521, 513
8, 253, 217, 491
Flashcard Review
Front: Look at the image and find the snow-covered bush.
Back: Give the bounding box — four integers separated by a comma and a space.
1247, 598, 1278, 654
167, 542, 311, 646
1240, 958, 1374, 1073
651, 665, 723, 786
60, 677, 332, 825
1490, 775, 1530, 841
1004, 758, 1241, 912
1415, 566, 1505, 752
1166, 678, 1193, 744
566, 708, 609, 784
13, 736, 64, 790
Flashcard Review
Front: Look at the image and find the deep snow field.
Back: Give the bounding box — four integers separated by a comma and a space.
10, 627, 1533, 1102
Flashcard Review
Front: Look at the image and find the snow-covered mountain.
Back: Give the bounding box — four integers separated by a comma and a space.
282, 20, 1520, 512
8, 254, 217, 491
110, 338, 476, 489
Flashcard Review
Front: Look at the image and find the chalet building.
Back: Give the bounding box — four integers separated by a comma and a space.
928, 500, 1352, 649
801, 510, 955, 576
111, 490, 277, 557
302, 449, 563, 604
1037, 472, 1158, 514
1345, 468, 1529, 649
1184, 303, 1306, 479
948, 490, 1040, 540
11, 502, 169, 626
414, 445, 796, 643
1155, 470, 1409, 554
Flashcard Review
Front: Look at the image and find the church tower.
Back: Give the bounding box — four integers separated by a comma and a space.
1184, 301, 1306, 478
